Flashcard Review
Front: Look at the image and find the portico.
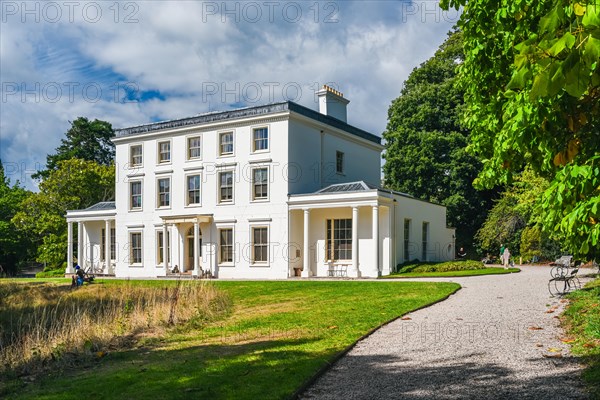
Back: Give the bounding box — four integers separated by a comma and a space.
288, 182, 394, 278
158, 214, 213, 277
66, 202, 117, 275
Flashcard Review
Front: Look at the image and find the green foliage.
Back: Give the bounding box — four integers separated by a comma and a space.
12, 159, 115, 268
33, 117, 115, 180
35, 269, 67, 278
0, 160, 35, 275
382, 30, 496, 251
398, 259, 484, 274
440, 0, 600, 257
476, 167, 561, 258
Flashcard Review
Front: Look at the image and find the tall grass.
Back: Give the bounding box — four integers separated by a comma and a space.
0, 280, 230, 377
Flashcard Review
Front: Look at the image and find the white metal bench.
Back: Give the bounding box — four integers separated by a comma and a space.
327, 263, 348, 277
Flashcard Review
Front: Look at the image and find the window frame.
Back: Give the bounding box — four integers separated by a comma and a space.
129, 180, 143, 211
156, 230, 171, 265
156, 177, 171, 208
185, 173, 202, 206
404, 219, 411, 261
100, 228, 116, 261
336, 151, 345, 174
129, 144, 143, 167
251, 167, 269, 202
129, 231, 143, 265
326, 218, 353, 262
251, 226, 269, 265
218, 131, 234, 157
157, 140, 171, 164
422, 221, 429, 261
187, 135, 202, 160
218, 227, 234, 265
252, 126, 269, 153
217, 170, 235, 204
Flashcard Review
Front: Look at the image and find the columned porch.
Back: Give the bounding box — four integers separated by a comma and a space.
288, 184, 393, 278
159, 214, 213, 278
66, 202, 117, 275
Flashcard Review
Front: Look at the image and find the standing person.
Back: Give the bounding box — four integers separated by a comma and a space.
500, 244, 505, 264
503, 247, 511, 269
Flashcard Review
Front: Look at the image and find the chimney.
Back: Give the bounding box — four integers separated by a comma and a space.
316, 85, 349, 123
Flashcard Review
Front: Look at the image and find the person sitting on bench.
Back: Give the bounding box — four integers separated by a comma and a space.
75, 265, 85, 287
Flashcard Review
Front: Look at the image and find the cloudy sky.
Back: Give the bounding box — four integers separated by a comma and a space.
0, 1, 458, 190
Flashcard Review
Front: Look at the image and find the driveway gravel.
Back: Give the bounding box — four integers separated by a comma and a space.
300, 266, 590, 399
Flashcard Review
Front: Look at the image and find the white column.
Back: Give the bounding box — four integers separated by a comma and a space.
372, 205, 380, 277
163, 223, 169, 274
352, 206, 360, 277
77, 222, 83, 268
104, 219, 111, 274
302, 209, 310, 277
66, 221, 74, 273
193, 221, 200, 277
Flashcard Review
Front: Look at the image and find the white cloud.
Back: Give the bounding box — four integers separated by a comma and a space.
0, 0, 456, 190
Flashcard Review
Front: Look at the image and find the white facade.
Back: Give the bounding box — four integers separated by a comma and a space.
66, 87, 455, 279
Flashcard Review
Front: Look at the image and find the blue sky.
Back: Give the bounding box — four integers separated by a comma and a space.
0, 1, 457, 190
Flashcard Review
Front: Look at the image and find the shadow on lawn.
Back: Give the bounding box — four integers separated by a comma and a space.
3, 337, 331, 400
299, 352, 589, 399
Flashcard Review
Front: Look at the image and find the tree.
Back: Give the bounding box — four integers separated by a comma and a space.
476, 167, 560, 260
440, 0, 600, 257
33, 117, 115, 180
0, 160, 35, 275
13, 159, 115, 269
383, 30, 496, 252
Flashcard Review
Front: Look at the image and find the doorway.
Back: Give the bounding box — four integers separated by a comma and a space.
186, 226, 202, 272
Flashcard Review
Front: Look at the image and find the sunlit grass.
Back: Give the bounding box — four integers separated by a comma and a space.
1, 279, 460, 400
562, 278, 600, 398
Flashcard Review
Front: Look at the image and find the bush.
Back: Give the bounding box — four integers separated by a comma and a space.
36, 269, 65, 278
397, 260, 484, 274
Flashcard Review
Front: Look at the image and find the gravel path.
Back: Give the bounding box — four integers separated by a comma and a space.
300, 266, 590, 399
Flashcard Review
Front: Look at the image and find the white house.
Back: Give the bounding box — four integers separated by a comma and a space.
66, 86, 455, 279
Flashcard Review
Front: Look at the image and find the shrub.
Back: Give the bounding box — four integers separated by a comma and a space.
397, 260, 485, 274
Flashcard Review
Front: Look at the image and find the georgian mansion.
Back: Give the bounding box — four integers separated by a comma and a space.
66, 86, 455, 279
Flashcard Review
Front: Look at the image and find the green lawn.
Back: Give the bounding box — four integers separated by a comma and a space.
562, 278, 600, 398
1, 280, 459, 400
383, 267, 521, 278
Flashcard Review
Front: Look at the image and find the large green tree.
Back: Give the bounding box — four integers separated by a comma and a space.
383, 30, 495, 252
476, 167, 561, 260
33, 117, 115, 180
0, 160, 34, 275
441, 0, 600, 257
13, 159, 115, 269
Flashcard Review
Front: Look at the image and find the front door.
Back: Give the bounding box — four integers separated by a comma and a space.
186, 227, 202, 271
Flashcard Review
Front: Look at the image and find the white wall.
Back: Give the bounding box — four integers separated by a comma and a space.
287, 116, 382, 194
113, 116, 291, 279
392, 194, 454, 268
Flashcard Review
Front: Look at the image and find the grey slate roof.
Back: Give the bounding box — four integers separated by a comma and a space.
115, 101, 381, 145
317, 181, 381, 193
315, 181, 415, 200
83, 201, 116, 211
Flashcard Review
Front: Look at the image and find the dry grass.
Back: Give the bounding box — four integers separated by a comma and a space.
0, 280, 230, 377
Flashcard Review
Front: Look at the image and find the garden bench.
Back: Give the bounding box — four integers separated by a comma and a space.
548, 266, 580, 297
327, 263, 349, 278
